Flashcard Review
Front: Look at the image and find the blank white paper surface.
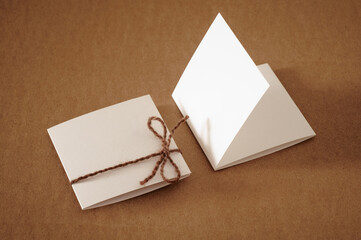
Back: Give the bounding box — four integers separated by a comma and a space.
217, 64, 316, 170
172, 13, 269, 167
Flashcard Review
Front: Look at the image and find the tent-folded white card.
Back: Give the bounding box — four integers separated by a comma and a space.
217, 64, 316, 170
172, 13, 315, 170
48, 95, 191, 210
172, 13, 269, 168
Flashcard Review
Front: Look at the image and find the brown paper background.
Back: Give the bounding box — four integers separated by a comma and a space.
1, 0, 360, 239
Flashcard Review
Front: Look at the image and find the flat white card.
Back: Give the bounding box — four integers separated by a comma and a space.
48, 95, 191, 209
172, 13, 315, 170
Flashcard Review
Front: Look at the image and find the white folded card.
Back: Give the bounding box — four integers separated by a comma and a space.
48, 95, 191, 210
172, 13, 316, 170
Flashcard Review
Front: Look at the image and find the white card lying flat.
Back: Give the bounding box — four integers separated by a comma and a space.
172, 13, 315, 170
48, 95, 191, 209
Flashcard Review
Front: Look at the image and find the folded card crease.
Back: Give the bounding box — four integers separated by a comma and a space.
217, 64, 315, 169
172, 13, 315, 170
172, 13, 270, 167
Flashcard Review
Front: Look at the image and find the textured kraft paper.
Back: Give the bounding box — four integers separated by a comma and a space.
0, 0, 360, 239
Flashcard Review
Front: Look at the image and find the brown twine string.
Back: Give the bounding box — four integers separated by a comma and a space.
70, 115, 189, 185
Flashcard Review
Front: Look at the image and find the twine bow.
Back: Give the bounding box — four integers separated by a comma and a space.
70, 115, 189, 185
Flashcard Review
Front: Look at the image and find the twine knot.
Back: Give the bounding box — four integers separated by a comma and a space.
70, 115, 189, 185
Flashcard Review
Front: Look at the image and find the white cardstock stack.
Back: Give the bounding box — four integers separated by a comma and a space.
48, 95, 191, 209
172, 13, 316, 170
